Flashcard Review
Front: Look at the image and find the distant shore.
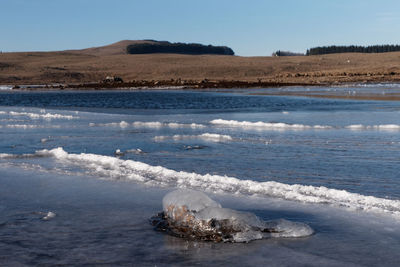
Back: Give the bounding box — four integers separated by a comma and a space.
2, 40, 400, 96
10, 79, 320, 91
8, 79, 400, 102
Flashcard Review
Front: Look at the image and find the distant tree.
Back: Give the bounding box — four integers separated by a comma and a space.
126, 41, 235, 55
272, 50, 304, 56
306, 44, 400, 55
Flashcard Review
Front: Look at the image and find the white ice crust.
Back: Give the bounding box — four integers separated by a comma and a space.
210, 119, 332, 130
133, 121, 205, 128
346, 124, 400, 131
210, 119, 400, 131
155, 133, 233, 142
6, 111, 77, 120
5, 147, 400, 218
89, 121, 205, 128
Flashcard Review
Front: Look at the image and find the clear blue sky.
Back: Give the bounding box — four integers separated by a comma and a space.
1, 0, 400, 56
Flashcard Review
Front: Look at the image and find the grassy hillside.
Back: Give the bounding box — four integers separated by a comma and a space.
1, 40, 400, 85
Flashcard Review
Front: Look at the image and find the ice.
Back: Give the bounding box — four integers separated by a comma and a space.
125, 148, 145, 154
155, 133, 233, 142
8, 111, 77, 120
211, 119, 400, 132
167, 123, 206, 129
2, 166, 400, 266
4, 147, 400, 217
5, 124, 42, 129
89, 121, 129, 128
0, 85, 13, 90
163, 189, 221, 215
5, 124, 61, 129
114, 149, 124, 156
0, 153, 13, 159
210, 119, 332, 130
89, 121, 205, 128
133, 121, 163, 128
347, 124, 400, 131
159, 189, 313, 242
42, 211, 56, 220
132, 121, 205, 128
114, 148, 145, 156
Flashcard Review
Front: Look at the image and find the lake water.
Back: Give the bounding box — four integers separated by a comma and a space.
1, 88, 400, 266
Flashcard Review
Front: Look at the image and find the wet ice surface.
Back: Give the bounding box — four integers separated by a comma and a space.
1, 89, 400, 265
1, 168, 399, 266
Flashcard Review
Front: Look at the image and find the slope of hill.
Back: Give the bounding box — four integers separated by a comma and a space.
1, 40, 400, 86
67, 40, 154, 56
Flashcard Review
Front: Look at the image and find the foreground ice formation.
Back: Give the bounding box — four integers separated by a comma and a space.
4, 147, 400, 216
151, 189, 313, 242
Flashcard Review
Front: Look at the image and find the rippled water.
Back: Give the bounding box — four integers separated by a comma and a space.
1, 88, 400, 266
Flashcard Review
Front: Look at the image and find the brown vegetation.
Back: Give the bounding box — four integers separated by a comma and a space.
1, 40, 400, 87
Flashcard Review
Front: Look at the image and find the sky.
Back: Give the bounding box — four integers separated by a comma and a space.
1, 0, 400, 56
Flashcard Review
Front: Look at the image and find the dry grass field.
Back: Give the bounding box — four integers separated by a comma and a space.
1, 40, 400, 85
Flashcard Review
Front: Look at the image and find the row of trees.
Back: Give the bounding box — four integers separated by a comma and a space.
272, 50, 304, 56
126, 41, 234, 55
306, 45, 400, 55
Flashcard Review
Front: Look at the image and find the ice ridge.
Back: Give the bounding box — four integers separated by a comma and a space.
22, 147, 400, 217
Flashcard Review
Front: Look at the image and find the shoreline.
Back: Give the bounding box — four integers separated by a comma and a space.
10, 79, 322, 91
5, 80, 400, 101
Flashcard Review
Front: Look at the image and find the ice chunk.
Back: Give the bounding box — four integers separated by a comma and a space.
155, 133, 233, 142
156, 189, 313, 242
163, 189, 221, 216
42, 211, 56, 220
125, 148, 145, 154
210, 119, 332, 130
114, 149, 124, 156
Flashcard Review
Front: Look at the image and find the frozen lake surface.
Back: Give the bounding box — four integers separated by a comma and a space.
0, 88, 400, 266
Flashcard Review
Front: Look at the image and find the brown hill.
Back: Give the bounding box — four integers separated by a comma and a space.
69, 40, 157, 56
1, 40, 400, 85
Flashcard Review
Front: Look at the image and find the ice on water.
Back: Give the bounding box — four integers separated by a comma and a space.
163, 189, 222, 213
4, 146, 400, 217
160, 189, 313, 242
2, 90, 400, 265
155, 133, 233, 142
